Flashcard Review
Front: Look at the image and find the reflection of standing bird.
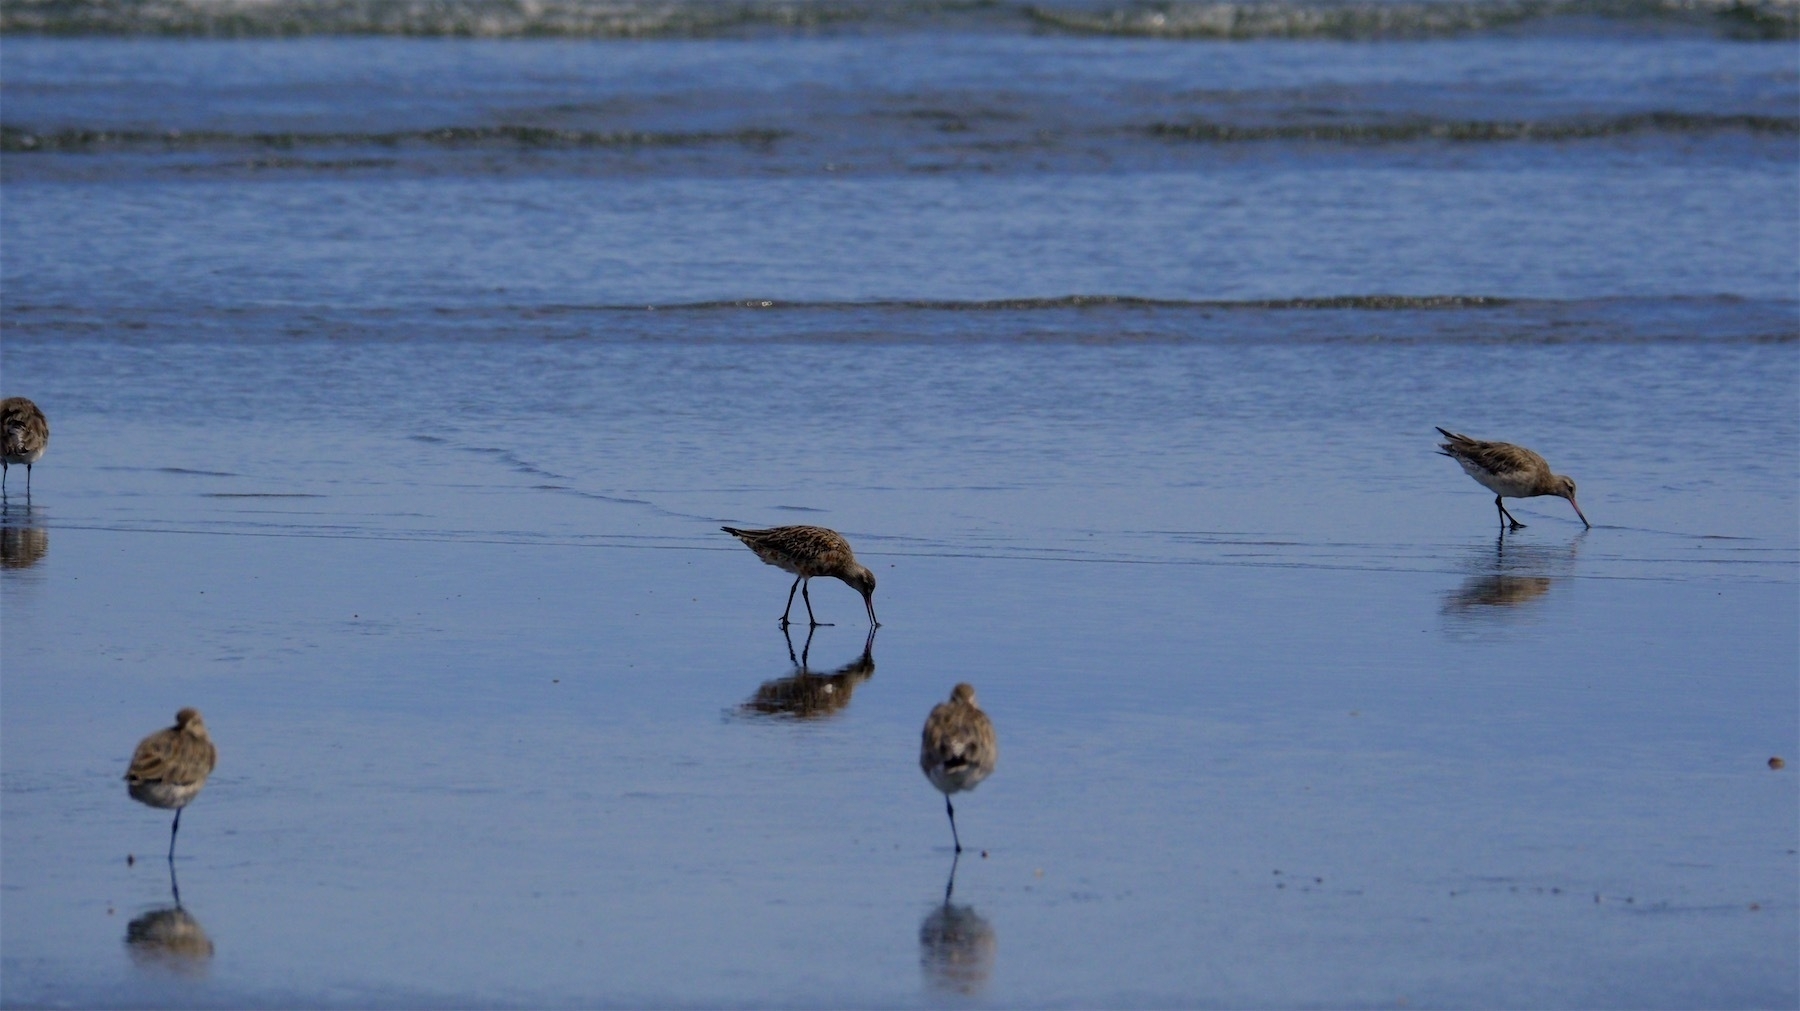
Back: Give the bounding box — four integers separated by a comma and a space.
721, 525, 879, 628
920, 684, 997, 854
919, 900, 996, 996
0, 525, 48, 569
125, 709, 218, 861
126, 906, 214, 976
1436, 427, 1588, 531
1, 397, 49, 497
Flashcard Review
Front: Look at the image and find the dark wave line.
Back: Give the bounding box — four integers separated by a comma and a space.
3, 0, 1793, 39
8, 113, 1786, 157
557, 294, 1520, 311
1146, 113, 1800, 143
1029, 0, 1796, 39
0, 124, 787, 154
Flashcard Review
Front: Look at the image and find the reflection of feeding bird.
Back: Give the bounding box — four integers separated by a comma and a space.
1436, 427, 1588, 532
1447, 574, 1553, 610
0, 397, 49, 497
125, 708, 218, 862
742, 629, 876, 719
722, 525, 879, 627
920, 684, 997, 854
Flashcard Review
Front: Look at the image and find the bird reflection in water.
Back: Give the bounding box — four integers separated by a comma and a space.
1443, 530, 1585, 616
740, 626, 876, 719
0, 504, 46, 570
125, 862, 214, 977
919, 853, 996, 996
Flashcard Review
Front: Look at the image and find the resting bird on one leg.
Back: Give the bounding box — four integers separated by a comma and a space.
721, 524, 879, 628
1, 397, 49, 498
920, 683, 997, 854
1437, 427, 1588, 532
125, 708, 218, 862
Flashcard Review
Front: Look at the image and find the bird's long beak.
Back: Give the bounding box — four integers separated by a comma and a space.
1569, 497, 1590, 529
864, 592, 880, 628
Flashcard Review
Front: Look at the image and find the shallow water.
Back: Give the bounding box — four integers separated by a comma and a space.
2, 4, 1797, 1007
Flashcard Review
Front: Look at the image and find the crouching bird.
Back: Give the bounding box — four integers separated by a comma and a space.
125, 708, 218, 862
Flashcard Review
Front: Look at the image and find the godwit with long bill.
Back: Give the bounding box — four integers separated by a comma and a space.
1437, 427, 1588, 532
721, 524, 879, 627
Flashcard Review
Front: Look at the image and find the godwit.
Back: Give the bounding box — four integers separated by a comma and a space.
1436, 427, 1589, 531
125, 708, 218, 862
0, 397, 49, 497
721, 524, 879, 627
920, 683, 997, 854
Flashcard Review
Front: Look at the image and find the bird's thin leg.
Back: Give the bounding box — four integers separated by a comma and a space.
169, 861, 183, 908
780, 576, 801, 627
1495, 495, 1526, 531
24, 464, 30, 496
167, 807, 182, 864
946, 795, 962, 854
944, 849, 961, 903
802, 579, 833, 627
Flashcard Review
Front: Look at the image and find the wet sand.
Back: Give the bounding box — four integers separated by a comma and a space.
3, 455, 1794, 1006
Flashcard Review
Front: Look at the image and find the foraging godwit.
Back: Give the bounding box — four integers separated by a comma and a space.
0, 397, 49, 497
1436, 427, 1588, 531
920, 683, 997, 854
721, 524, 879, 627
125, 708, 218, 861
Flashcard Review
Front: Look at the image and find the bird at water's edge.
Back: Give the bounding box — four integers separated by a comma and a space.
1436, 427, 1588, 532
1, 397, 49, 497
721, 524, 879, 627
125, 708, 218, 862
921, 683, 997, 854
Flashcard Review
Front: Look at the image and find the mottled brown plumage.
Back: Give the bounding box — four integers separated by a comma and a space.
125, 708, 218, 861
0, 397, 49, 497
721, 524, 879, 627
920, 683, 997, 854
1437, 427, 1588, 531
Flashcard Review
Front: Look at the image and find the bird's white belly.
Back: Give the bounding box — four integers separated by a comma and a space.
1457, 458, 1535, 498
129, 780, 204, 810
928, 763, 991, 796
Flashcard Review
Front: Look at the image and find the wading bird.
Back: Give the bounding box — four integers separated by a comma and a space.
1437, 427, 1588, 532
1, 397, 49, 497
920, 684, 997, 854
721, 524, 879, 627
125, 708, 218, 862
